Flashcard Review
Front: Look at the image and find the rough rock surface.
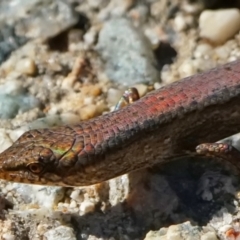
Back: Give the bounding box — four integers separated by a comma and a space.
0, 0, 240, 240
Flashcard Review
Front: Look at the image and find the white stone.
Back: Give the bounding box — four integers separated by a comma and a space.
83, 96, 94, 105
15, 58, 37, 76
1, 233, 15, 240
200, 232, 218, 240
108, 175, 130, 206
9, 184, 64, 208
174, 14, 187, 31
107, 88, 124, 106
133, 84, 148, 97
199, 9, 240, 44
0, 129, 13, 153
83, 27, 98, 46
166, 225, 182, 240
218, 225, 232, 234
214, 45, 230, 59
194, 43, 213, 59
179, 60, 196, 78
0, 80, 23, 95
8, 128, 26, 142
80, 104, 97, 120
153, 82, 162, 90
44, 226, 76, 240
80, 201, 95, 214
144, 28, 160, 46
60, 113, 80, 125
69, 200, 77, 208
70, 189, 84, 202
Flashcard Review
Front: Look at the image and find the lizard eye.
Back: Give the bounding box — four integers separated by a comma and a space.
27, 163, 43, 174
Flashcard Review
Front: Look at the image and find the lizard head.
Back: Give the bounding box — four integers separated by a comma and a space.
0, 129, 77, 186
0, 123, 130, 187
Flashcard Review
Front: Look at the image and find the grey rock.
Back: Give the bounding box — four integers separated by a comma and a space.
97, 18, 159, 85
0, 0, 79, 64
44, 226, 76, 240
15, 0, 79, 39
0, 80, 40, 119
0, 24, 28, 64
0, 94, 39, 119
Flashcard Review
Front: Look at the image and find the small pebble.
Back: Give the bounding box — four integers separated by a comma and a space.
0, 93, 39, 119
44, 226, 76, 240
174, 14, 187, 31
68, 29, 83, 44
58, 202, 64, 208
199, 9, 240, 44
144, 28, 160, 47
37, 224, 49, 235
69, 200, 77, 209
15, 58, 37, 76
128, 5, 148, 23
200, 232, 218, 240
60, 113, 80, 125
0, 80, 39, 119
194, 43, 213, 59
182, 1, 202, 14
88, 0, 105, 9
80, 201, 95, 214
133, 84, 148, 97
166, 225, 182, 240
70, 189, 83, 202
62, 203, 70, 208
228, 56, 238, 62
96, 101, 107, 114
83, 96, 94, 105
81, 85, 102, 97
0, 129, 13, 153
25, 115, 62, 130
83, 27, 98, 46
80, 104, 97, 120
0, 80, 24, 95
1, 233, 15, 240
214, 45, 230, 60
153, 82, 162, 90
107, 88, 124, 106
61, 75, 76, 89
179, 60, 196, 78
219, 225, 232, 234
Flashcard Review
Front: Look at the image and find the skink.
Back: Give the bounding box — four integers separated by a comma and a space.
1, 60, 240, 186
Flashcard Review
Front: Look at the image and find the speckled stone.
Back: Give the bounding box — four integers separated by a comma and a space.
97, 18, 160, 85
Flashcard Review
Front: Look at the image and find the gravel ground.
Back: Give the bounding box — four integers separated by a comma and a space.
1, 0, 240, 240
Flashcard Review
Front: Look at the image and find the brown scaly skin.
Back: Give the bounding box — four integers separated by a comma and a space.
1, 60, 240, 186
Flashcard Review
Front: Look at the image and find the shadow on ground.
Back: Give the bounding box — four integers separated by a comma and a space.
69, 157, 240, 239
